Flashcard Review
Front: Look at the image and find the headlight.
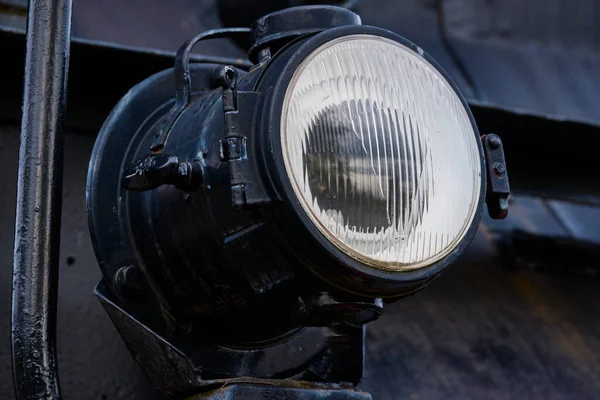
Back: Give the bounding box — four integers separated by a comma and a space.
282, 35, 481, 271
90, 23, 488, 307
87, 5, 508, 396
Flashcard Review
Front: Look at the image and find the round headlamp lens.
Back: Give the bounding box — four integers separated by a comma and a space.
281, 34, 481, 271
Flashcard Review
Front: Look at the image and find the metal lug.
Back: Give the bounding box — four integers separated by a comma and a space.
122, 154, 205, 192
304, 292, 384, 327
482, 134, 510, 219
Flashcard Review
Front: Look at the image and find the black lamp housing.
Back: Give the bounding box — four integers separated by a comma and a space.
86, 5, 494, 397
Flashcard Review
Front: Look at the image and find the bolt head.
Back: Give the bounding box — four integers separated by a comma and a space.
493, 162, 506, 175
216, 66, 237, 89
488, 135, 501, 149
115, 265, 143, 294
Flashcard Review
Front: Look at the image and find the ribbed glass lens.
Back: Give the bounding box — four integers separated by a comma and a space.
281, 35, 481, 271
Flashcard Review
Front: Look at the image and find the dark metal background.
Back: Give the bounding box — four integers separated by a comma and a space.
1, 129, 599, 400
1, 0, 600, 399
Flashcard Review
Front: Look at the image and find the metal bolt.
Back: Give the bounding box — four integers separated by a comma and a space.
493, 162, 506, 176
258, 47, 271, 63
115, 265, 143, 294
488, 135, 501, 150
121, 154, 204, 192
215, 65, 237, 89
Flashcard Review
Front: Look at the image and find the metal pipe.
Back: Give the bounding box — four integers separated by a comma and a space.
11, 0, 72, 398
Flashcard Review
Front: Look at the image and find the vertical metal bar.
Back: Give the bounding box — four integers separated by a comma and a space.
11, 0, 72, 399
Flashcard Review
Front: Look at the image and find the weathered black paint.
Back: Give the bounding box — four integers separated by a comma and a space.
11, 0, 72, 399
150, 27, 252, 151
2, 126, 600, 400
87, 57, 371, 396
121, 154, 206, 192
247, 5, 361, 62
482, 134, 510, 219
3, 0, 600, 399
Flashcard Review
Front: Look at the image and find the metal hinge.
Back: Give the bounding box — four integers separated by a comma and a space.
220, 136, 247, 161
482, 133, 510, 219
216, 66, 272, 207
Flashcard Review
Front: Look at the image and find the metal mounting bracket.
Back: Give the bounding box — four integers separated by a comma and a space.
482, 133, 510, 219
217, 66, 272, 206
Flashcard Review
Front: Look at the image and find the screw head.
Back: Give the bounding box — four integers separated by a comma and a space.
493, 162, 506, 176
488, 135, 501, 150
115, 265, 143, 294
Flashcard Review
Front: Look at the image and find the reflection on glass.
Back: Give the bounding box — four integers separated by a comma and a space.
282, 35, 481, 270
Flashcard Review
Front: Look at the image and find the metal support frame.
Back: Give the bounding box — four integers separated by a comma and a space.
195, 383, 371, 400
11, 0, 72, 399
